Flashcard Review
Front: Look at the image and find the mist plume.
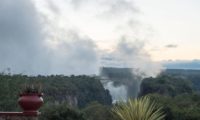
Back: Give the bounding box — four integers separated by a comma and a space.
0, 0, 162, 101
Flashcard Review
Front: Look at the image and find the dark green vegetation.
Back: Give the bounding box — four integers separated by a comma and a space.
0, 74, 111, 110
140, 74, 193, 97
0, 74, 114, 120
140, 69, 200, 120
1, 69, 200, 120
164, 69, 200, 91
83, 101, 117, 120
40, 102, 86, 120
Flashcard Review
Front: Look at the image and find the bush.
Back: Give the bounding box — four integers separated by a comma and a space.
40, 103, 86, 120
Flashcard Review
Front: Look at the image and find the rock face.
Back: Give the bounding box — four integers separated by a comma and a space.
66, 95, 78, 107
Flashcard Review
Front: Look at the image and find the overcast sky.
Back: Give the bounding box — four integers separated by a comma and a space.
0, 0, 199, 74
33, 0, 200, 61
136, 0, 200, 61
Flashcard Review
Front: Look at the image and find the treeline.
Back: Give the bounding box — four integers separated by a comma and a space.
1, 69, 200, 120
0, 74, 112, 111
140, 69, 200, 120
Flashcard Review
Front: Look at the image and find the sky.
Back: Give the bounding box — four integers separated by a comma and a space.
0, 0, 199, 75
33, 0, 200, 61
135, 0, 200, 61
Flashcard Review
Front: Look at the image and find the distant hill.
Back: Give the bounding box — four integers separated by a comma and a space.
163, 69, 200, 91
163, 60, 200, 70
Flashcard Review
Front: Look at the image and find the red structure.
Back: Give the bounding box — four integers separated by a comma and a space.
18, 93, 43, 114
0, 93, 43, 119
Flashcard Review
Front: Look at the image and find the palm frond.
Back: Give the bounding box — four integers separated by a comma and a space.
112, 96, 165, 120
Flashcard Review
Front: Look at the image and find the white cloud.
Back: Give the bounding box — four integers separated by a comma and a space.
0, 0, 161, 76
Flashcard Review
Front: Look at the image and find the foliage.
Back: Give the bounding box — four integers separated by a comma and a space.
20, 83, 42, 94
40, 102, 86, 120
82, 101, 118, 120
149, 93, 200, 120
140, 74, 193, 97
2, 69, 200, 120
112, 96, 165, 120
140, 70, 200, 120
0, 74, 112, 111
164, 69, 200, 91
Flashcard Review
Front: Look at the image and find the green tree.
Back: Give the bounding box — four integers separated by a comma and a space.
149, 93, 200, 120
83, 101, 117, 120
40, 103, 86, 120
140, 75, 193, 97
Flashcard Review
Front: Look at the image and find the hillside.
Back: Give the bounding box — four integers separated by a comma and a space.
0, 74, 112, 111
140, 69, 200, 120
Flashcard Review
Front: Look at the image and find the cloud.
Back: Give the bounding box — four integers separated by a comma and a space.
0, 0, 48, 74
47, 30, 99, 75
101, 37, 162, 77
69, 0, 137, 13
100, 38, 162, 101
0, 0, 161, 76
165, 44, 178, 48
0, 0, 99, 75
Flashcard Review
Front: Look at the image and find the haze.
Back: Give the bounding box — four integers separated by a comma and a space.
0, 0, 199, 75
